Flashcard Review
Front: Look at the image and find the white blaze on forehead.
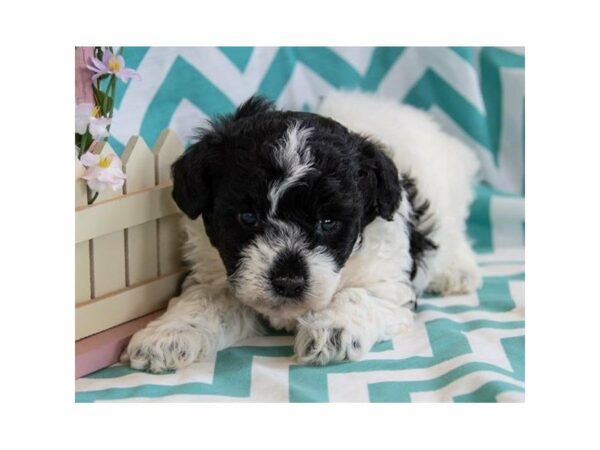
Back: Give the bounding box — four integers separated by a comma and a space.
268, 123, 314, 216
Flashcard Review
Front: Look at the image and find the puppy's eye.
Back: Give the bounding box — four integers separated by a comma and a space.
317, 219, 338, 233
238, 212, 259, 228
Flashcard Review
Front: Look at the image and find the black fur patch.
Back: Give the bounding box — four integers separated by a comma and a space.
171, 95, 438, 300
401, 175, 438, 279
171, 95, 403, 278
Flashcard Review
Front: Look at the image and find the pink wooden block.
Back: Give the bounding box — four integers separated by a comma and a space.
75, 310, 164, 378
75, 47, 95, 105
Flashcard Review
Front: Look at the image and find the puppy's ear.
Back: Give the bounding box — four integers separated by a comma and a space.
231, 95, 275, 121
357, 137, 401, 221
171, 140, 213, 220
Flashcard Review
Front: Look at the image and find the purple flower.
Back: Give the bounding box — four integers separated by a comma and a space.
87, 49, 141, 83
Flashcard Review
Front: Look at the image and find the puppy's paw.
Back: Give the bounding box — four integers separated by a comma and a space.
429, 264, 482, 295
294, 324, 370, 366
294, 288, 415, 365
121, 321, 211, 373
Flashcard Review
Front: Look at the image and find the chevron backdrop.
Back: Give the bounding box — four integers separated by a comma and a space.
106, 47, 525, 194
76, 47, 525, 402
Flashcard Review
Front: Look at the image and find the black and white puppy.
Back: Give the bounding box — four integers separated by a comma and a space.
123, 91, 481, 372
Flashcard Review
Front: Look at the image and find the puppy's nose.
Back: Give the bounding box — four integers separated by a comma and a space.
271, 275, 306, 298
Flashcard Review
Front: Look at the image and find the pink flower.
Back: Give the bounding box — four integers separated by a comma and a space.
80, 150, 126, 193
75, 103, 112, 139
87, 49, 141, 83
75, 47, 95, 104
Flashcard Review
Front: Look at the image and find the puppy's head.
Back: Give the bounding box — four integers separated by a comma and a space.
171, 96, 400, 322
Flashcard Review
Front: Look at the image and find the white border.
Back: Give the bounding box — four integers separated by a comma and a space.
4, 0, 600, 448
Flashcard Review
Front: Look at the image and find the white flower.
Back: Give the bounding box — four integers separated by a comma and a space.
80, 150, 126, 193
75, 103, 112, 139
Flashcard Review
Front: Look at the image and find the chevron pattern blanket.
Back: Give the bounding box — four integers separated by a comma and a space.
76, 47, 525, 402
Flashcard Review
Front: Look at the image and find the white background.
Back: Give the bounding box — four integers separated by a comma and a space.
1, 0, 598, 449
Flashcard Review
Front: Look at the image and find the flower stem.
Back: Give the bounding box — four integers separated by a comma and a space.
108, 75, 117, 118
88, 190, 99, 205
79, 132, 89, 156
102, 77, 111, 114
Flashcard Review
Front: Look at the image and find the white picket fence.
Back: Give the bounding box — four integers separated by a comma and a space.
75, 129, 186, 340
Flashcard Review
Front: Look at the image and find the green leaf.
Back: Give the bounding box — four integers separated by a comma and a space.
94, 89, 106, 110
93, 88, 103, 103
79, 131, 92, 156
106, 96, 114, 117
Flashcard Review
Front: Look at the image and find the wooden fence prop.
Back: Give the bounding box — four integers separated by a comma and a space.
75, 130, 186, 343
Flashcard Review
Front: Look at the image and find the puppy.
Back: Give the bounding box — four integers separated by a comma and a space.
122, 91, 481, 372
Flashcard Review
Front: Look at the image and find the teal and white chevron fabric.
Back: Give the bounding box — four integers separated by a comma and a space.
107, 47, 525, 194
76, 47, 525, 402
